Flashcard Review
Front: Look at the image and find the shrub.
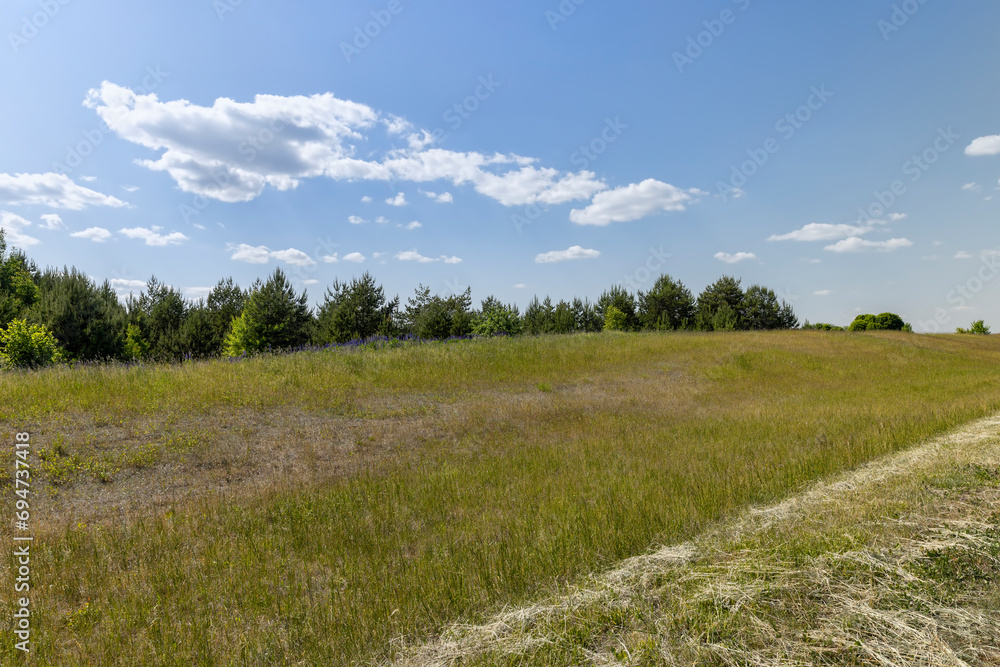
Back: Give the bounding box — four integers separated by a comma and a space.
956, 320, 991, 335
603, 305, 628, 331
596, 286, 638, 331
124, 324, 150, 360
849, 312, 908, 332
0, 318, 62, 369
472, 299, 522, 336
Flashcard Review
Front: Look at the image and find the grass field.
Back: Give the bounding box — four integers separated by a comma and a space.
2, 330, 1000, 665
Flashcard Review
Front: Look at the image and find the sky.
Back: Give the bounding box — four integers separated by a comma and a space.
1, 0, 999, 331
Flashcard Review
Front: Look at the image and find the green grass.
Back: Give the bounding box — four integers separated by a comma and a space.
2, 331, 1000, 664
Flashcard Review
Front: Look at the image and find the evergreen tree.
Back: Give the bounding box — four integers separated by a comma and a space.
314, 272, 399, 344
402, 284, 472, 339
223, 268, 312, 355
696, 276, 745, 331
0, 230, 40, 329
30, 267, 127, 361
638, 274, 695, 330
596, 286, 638, 331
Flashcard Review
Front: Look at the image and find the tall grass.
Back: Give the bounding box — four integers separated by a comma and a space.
2, 331, 1000, 664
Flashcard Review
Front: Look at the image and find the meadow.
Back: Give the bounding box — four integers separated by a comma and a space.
2, 330, 1000, 665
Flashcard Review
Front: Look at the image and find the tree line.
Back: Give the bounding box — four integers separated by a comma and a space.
0, 230, 800, 368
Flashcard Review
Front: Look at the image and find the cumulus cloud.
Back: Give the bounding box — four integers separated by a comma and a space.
83, 85, 613, 212
71, 227, 113, 242
888, 212, 907, 221
386, 192, 407, 206
361, 195, 372, 203
965, 135, 1000, 156
39, 213, 65, 230
535, 245, 601, 263
962, 182, 982, 192
0, 172, 127, 210
375, 216, 388, 224
768, 223, 868, 242
824, 237, 913, 253
228, 243, 315, 266
110, 278, 146, 293
342, 252, 365, 263
422, 190, 453, 203
396, 249, 436, 263
954, 251, 973, 259
119, 226, 188, 246
348, 215, 366, 225
714, 251, 757, 264
404, 221, 422, 230
569, 179, 699, 226
395, 249, 461, 264
0, 211, 40, 247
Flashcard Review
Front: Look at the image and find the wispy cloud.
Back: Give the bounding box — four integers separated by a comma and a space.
714, 251, 757, 264
535, 245, 601, 263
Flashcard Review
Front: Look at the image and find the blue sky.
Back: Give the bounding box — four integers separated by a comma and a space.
2, 0, 999, 331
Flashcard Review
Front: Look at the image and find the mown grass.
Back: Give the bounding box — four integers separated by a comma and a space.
1, 331, 1000, 665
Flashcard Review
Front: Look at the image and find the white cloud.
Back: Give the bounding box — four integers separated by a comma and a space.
714, 251, 757, 264
322, 253, 339, 263
768, 221, 884, 242
372, 251, 385, 259
184, 286, 213, 301
375, 216, 388, 224
513, 283, 527, 289
824, 237, 913, 253
965, 135, 1000, 156
386, 192, 407, 206
361, 195, 372, 203
121, 185, 140, 192
569, 179, 699, 226
302, 279, 320, 285
118, 226, 188, 246
405, 221, 422, 230
422, 190, 453, 203
79, 175, 97, 182
0, 211, 40, 247
227, 243, 315, 266
814, 290, 832, 296
348, 215, 366, 225
396, 249, 436, 263
39, 213, 65, 230
954, 251, 973, 259
962, 182, 982, 192
71, 227, 113, 242
441, 255, 462, 264
888, 212, 907, 221
110, 278, 147, 293
0, 172, 127, 210
270, 248, 316, 267
535, 245, 601, 263
342, 252, 365, 263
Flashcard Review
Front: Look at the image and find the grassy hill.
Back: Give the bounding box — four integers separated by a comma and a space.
2, 331, 1000, 664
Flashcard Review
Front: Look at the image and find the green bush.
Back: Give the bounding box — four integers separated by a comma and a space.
849, 312, 908, 332
124, 323, 150, 360
222, 269, 312, 356
0, 318, 62, 369
472, 300, 522, 336
956, 320, 991, 335
603, 305, 628, 331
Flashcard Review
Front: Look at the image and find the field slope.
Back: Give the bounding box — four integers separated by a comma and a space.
2, 331, 1000, 664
